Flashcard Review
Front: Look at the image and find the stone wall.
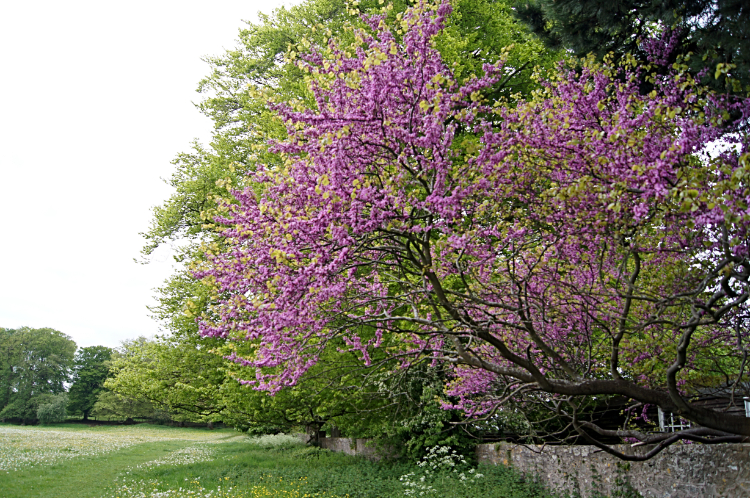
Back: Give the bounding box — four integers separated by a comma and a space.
477, 442, 750, 498
319, 437, 395, 460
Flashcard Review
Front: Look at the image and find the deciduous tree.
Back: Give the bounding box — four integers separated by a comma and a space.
196, 0, 750, 459
139, 0, 555, 440
67, 345, 114, 421
0, 327, 76, 423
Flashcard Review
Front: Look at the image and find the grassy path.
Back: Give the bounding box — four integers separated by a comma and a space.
0, 424, 236, 498
0, 425, 557, 498
0, 439, 197, 498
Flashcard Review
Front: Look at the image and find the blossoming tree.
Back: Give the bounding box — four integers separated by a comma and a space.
196, 0, 750, 459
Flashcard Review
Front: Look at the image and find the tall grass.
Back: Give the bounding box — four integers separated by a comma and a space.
106, 436, 556, 498
0, 425, 557, 498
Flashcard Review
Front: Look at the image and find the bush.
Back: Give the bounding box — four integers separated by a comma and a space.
247, 425, 286, 436
36, 394, 68, 425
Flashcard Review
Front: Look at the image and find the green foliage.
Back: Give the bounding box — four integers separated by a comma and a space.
103, 332, 405, 434
142, 0, 557, 260
103, 337, 223, 422
140, 0, 558, 266
611, 462, 643, 498
436, 0, 557, 98
67, 346, 114, 420
514, 0, 750, 94
348, 366, 479, 462
36, 393, 68, 425
90, 391, 165, 421
134, 0, 559, 441
225, 335, 419, 436
0, 327, 76, 423
115, 439, 556, 498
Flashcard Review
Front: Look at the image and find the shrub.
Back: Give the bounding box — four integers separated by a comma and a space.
36, 394, 68, 425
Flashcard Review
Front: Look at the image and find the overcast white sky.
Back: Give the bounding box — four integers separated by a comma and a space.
0, 0, 293, 349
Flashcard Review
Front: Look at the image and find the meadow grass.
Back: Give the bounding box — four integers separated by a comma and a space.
0, 424, 556, 498
0, 424, 237, 498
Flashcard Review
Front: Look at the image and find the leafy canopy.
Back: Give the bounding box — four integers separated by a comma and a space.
67, 345, 114, 420
138, 0, 557, 441
196, 0, 750, 459
514, 0, 750, 94
0, 327, 76, 422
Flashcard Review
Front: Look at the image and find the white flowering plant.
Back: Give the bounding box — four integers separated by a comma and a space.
245, 433, 306, 450
399, 446, 484, 497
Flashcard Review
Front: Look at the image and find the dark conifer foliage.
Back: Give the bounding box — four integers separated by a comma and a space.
514, 0, 750, 92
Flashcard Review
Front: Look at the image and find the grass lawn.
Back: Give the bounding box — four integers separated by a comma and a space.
0, 424, 237, 498
0, 424, 556, 498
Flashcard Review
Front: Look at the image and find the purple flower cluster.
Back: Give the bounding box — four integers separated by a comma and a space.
195, 0, 750, 439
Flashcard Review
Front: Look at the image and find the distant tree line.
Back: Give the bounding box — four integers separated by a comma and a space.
0, 327, 75, 424
0, 327, 167, 425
